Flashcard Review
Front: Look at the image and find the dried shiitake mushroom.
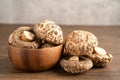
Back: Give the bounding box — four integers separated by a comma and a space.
33, 20, 64, 45
90, 47, 113, 67
8, 26, 40, 49
64, 30, 98, 56
60, 30, 113, 73
60, 56, 93, 73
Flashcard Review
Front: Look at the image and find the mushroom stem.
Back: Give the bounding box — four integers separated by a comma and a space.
69, 56, 79, 61
94, 47, 107, 56
20, 31, 35, 42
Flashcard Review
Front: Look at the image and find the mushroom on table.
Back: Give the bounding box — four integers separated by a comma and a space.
60, 30, 113, 74
60, 56, 93, 73
90, 47, 113, 67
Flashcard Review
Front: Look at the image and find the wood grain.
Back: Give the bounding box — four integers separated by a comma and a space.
0, 24, 120, 80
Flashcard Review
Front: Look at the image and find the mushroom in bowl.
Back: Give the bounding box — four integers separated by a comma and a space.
8, 20, 64, 72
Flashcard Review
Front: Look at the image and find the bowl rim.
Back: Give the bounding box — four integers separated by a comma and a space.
8, 43, 63, 51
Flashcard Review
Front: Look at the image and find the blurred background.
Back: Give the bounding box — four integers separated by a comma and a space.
0, 0, 119, 25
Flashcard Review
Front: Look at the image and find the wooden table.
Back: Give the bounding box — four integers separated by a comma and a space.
0, 24, 120, 80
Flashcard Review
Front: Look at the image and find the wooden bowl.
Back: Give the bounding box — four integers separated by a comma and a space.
7, 44, 63, 72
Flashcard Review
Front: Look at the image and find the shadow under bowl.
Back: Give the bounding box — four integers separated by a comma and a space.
7, 44, 63, 72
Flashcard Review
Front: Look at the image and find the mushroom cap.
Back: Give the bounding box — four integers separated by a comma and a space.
33, 20, 64, 45
8, 26, 40, 49
64, 30, 98, 56
60, 56, 93, 73
90, 47, 113, 67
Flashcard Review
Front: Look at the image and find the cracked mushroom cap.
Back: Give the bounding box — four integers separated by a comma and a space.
90, 47, 113, 67
60, 56, 93, 73
8, 26, 40, 49
33, 20, 64, 45
64, 30, 98, 56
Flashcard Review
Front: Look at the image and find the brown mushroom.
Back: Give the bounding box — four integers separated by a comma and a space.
60, 56, 93, 73
64, 30, 98, 56
8, 26, 40, 49
33, 20, 64, 45
90, 47, 113, 67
